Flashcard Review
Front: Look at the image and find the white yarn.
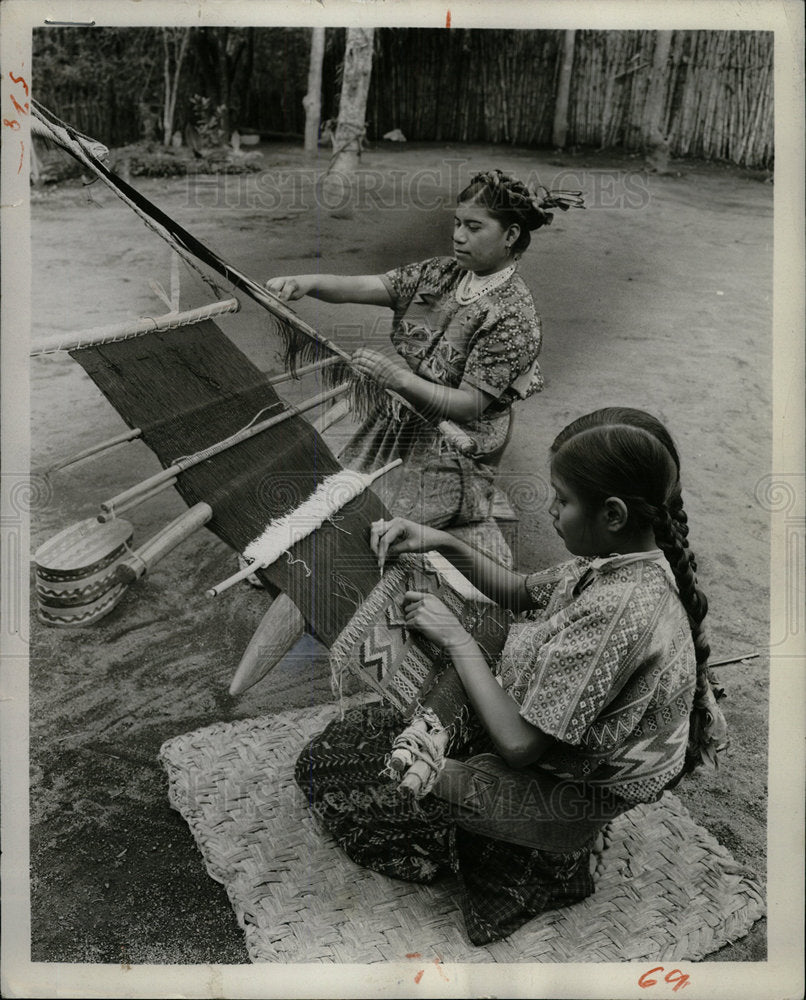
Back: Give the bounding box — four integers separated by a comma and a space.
243, 468, 372, 567
207, 459, 400, 598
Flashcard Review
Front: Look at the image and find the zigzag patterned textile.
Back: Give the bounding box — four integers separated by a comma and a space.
70, 320, 386, 646
329, 553, 511, 718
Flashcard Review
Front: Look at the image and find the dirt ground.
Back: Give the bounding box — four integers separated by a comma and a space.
25, 142, 771, 965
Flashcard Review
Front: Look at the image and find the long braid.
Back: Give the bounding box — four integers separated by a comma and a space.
651, 506, 727, 775
551, 409, 728, 779
667, 483, 698, 574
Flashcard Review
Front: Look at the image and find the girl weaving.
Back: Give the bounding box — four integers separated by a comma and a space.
267, 169, 583, 532
294, 408, 728, 945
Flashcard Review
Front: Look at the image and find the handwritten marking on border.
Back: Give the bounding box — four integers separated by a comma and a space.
639, 966, 690, 992
5, 70, 29, 175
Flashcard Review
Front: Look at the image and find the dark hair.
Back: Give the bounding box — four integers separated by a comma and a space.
550, 407, 725, 778
457, 170, 548, 254
457, 169, 585, 255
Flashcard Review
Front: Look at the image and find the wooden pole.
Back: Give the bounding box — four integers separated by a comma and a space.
50, 428, 143, 473
229, 593, 306, 695
99, 383, 350, 519
97, 478, 178, 522
30, 299, 241, 356
709, 652, 759, 668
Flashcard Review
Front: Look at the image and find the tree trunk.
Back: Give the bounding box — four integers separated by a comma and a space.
217, 30, 232, 137
643, 29, 673, 169
162, 28, 190, 146
552, 29, 576, 149
323, 27, 374, 215
303, 27, 326, 156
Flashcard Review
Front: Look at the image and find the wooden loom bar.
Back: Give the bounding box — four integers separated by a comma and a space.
98, 383, 350, 519
97, 478, 178, 523
50, 356, 344, 475
267, 355, 342, 385
51, 427, 143, 473
29, 299, 241, 356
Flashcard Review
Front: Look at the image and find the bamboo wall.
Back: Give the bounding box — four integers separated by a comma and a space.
366, 28, 774, 168
32, 27, 774, 169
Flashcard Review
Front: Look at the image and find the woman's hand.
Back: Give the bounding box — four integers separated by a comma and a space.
402, 590, 469, 650
371, 517, 449, 571
265, 275, 313, 301
351, 348, 410, 392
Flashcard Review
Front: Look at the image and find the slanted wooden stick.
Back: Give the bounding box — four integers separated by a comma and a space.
97, 477, 178, 523
98, 383, 349, 520
709, 652, 759, 668
33, 106, 476, 457
228, 593, 305, 696
50, 428, 143, 474
312, 396, 351, 435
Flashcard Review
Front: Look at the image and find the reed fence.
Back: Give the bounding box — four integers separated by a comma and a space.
33, 27, 774, 169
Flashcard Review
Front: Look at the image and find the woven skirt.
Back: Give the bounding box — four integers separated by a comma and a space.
294, 702, 595, 945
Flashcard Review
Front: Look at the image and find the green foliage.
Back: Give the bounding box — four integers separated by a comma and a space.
189, 95, 229, 147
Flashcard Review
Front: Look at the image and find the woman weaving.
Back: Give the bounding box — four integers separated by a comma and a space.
295, 408, 728, 945
267, 169, 583, 530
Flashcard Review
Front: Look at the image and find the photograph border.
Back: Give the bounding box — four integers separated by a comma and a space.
2, 1, 803, 997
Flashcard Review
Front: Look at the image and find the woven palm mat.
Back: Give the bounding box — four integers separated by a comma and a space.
159, 699, 765, 964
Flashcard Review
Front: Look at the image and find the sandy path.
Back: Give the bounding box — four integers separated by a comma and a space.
27, 144, 771, 962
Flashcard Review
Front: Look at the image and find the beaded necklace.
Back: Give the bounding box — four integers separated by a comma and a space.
454, 262, 517, 305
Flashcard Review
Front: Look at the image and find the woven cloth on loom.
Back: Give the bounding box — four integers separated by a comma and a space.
71, 321, 386, 645
159, 698, 765, 964
329, 553, 511, 717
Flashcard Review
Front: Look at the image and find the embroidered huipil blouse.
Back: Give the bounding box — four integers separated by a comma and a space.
498, 552, 696, 805
380, 256, 543, 452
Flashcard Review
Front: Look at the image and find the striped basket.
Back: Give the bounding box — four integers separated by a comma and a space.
34, 516, 133, 627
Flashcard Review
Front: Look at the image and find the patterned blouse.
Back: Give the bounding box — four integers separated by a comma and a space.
380, 256, 543, 416
498, 552, 696, 805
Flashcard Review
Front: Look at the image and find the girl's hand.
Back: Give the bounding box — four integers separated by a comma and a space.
351, 348, 410, 392
265, 275, 312, 301
371, 518, 448, 570
402, 590, 469, 650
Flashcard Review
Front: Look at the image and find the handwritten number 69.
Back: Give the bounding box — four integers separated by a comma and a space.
639, 967, 690, 991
